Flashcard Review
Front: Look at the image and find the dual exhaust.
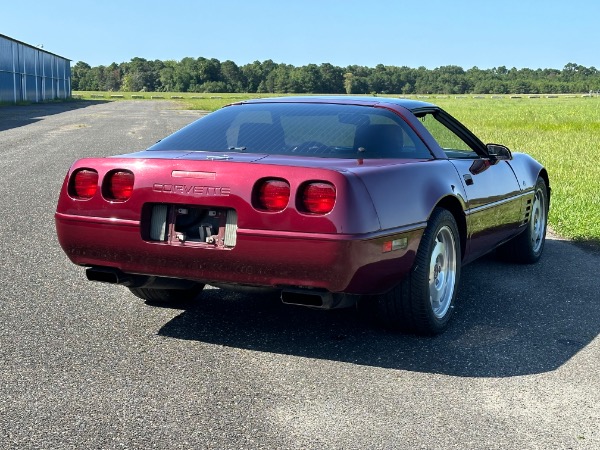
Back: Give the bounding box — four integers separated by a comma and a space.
87, 266, 359, 309
85, 267, 198, 290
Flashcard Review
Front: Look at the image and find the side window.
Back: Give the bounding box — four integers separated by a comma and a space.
419, 113, 478, 159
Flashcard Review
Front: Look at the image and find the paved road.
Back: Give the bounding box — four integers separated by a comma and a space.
1, 101, 598, 449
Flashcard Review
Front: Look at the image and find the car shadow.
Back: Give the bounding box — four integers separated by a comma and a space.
0, 100, 108, 132
573, 238, 600, 253
156, 238, 599, 378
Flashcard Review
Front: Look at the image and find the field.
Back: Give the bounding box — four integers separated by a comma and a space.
432, 96, 600, 246
74, 91, 600, 245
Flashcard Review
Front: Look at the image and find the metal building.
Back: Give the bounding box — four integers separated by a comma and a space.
0, 34, 71, 103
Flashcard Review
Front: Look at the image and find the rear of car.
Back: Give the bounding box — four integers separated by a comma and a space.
55, 101, 433, 301
57, 97, 551, 335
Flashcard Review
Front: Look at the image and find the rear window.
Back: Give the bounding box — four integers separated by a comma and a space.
149, 103, 432, 159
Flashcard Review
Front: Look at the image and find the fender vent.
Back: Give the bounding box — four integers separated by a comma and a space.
522, 198, 533, 225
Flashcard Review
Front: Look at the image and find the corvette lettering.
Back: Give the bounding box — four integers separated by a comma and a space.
153, 183, 231, 196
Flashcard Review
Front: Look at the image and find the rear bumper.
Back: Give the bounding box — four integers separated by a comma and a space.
55, 212, 423, 295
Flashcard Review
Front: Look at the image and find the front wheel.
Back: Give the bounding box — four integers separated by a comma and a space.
497, 177, 548, 263
375, 208, 461, 335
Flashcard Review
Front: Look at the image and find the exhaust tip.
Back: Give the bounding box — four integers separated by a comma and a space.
281, 290, 324, 307
281, 289, 359, 309
86, 267, 121, 284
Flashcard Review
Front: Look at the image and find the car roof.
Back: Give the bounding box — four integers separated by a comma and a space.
236, 95, 435, 112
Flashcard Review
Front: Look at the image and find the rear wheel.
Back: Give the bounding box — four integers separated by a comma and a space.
129, 283, 205, 305
376, 208, 461, 335
497, 177, 548, 263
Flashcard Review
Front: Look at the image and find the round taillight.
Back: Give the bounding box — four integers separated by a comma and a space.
105, 170, 134, 201
72, 169, 98, 199
301, 182, 336, 214
257, 179, 290, 211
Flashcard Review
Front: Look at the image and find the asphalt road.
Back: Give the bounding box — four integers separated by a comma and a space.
1, 101, 598, 449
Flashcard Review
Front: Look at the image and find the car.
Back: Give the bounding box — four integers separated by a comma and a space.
55, 96, 549, 334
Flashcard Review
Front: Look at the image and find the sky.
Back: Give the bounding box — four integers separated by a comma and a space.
2, 0, 599, 70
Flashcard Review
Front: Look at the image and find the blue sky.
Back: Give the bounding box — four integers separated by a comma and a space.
2, 0, 598, 70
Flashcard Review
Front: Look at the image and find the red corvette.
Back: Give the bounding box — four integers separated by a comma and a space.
55, 96, 549, 334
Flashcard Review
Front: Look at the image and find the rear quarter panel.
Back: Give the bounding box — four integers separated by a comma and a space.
348, 159, 467, 231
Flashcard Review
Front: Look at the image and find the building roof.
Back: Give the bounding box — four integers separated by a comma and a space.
0, 33, 71, 61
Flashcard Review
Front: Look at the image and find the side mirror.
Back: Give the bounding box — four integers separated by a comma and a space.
486, 143, 512, 160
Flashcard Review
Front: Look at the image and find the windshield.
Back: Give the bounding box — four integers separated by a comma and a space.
149, 103, 432, 159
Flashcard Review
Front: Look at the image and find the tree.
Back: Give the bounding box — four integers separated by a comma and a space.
367, 65, 390, 93
159, 60, 178, 92
121, 57, 161, 91
319, 63, 344, 93
71, 61, 91, 91
72, 57, 600, 95
175, 57, 197, 92
241, 61, 265, 92
220, 60, 245, 92
266, 64, 293, 93
343, 72, 354, 94
104, 63, 121, 91
295, 64, 323, 93
198, 57, 221, 84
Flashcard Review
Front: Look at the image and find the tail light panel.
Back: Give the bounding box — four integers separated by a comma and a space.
69, 169, 98, 199
103, 170, 134, 201
299, 181, 336, 214
254, 178, 290, 212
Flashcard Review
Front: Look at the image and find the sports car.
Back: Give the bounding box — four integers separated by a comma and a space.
55, 96, 549, 334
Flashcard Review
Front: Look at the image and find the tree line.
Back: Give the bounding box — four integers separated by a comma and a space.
71, 58, 600, 95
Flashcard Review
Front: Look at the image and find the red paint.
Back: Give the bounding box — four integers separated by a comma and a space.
55, 96, 546, 297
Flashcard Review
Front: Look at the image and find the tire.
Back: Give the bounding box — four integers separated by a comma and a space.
376, 208, 461, 335
129, 283, 204, 306
497, 177, 548, 264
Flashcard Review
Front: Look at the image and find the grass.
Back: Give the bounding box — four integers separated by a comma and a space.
73, 91, 600, 245
430, 96, 600, 245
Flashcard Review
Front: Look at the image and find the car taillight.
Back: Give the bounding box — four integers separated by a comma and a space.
71, 169, 98, 199
256, 179, 290, 211
105, 170, 134, 201
300, 182, 336, 214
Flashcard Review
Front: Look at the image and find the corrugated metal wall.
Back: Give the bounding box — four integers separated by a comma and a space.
0, 34, 71, 103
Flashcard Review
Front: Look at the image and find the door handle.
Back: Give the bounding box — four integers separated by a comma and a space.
463, 174, 474, 186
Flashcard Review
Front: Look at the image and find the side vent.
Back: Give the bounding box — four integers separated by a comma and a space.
150, 204, 168, 241
224, 209, 238, 247
522, 198, 533, 225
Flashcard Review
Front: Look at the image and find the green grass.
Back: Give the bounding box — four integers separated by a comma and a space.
430, 96, 600, 244
73, 91, 600, 244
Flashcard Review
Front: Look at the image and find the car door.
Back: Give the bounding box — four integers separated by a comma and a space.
416, 109, 523, 261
